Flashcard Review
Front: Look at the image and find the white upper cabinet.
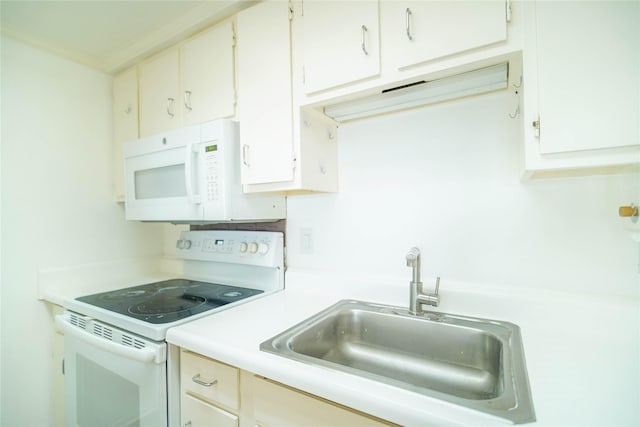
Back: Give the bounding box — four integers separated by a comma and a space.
297, 0, 515, 108
522, 0, 640, 176
138, 21, 236, 137
535, 1, 638, 154
302, 0, 380, 94
112, 66, 139, 201
181, 22, 236, 126
237, 0, 338, 193
139, 48, 181, 137
381, 1, 508, 70
237, 0, 295, 185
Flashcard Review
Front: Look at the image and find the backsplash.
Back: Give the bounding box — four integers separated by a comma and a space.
285, 91, 640, 298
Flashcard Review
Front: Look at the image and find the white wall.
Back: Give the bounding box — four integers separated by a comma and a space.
0, 37, 164, 426
286, 90, 640, 298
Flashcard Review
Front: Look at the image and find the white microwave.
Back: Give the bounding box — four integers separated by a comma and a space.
124, 120, 285, 223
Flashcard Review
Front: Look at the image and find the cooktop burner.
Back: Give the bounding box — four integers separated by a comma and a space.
76, 279, 263, 324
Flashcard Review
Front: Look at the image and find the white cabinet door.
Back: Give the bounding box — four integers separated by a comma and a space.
112, 67, 138, 201
382, 1, 507, 70
302, 0, 380, 94
252, 376, 393, 427
237, 0, 295, 185
535, 1, 639, 154
181, 22, 236, 126
139, 49, 182, 137
181, 393, 238, 427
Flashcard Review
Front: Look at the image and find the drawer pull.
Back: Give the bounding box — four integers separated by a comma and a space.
192, 373, 217, 387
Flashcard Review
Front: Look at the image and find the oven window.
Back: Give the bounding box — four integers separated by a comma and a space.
134, 164, 186, 200
77, 354, 140, 427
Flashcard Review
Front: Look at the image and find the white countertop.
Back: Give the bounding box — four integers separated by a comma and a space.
166, 268, 640, 426
37, 256, 179, 305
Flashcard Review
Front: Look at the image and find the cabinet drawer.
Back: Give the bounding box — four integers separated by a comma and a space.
180, 350, 239, 410
181, 393, 238, 427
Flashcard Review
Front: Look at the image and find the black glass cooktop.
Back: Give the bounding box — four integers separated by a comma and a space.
76, 279, 263, 324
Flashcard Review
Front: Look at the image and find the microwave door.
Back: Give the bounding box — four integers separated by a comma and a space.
124, 144, 203, 221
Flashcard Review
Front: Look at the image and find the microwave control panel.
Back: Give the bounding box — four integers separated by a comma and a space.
203, 144, 221, 202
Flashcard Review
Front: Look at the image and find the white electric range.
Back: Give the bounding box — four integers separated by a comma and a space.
56, 230, 284, 427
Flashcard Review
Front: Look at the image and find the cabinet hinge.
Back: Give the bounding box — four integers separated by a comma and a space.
505, 0, 512, 23
532, 115, 541, 139
288, 1, 294, 21
292, 151, 298, 171
231, 21, 237, 47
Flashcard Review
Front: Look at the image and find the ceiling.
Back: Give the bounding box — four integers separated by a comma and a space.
0, 0, 256, 74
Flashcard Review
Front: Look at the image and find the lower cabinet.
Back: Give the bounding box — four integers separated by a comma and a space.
180, 350, 240, 427
179, 349, 396, 427
181, 393, 238, 427
251, 376, 395, 427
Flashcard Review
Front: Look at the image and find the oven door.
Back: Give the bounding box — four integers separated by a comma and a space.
56, 313, 168, 427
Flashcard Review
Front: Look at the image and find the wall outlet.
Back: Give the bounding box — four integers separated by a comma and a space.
300, 228, 313, 254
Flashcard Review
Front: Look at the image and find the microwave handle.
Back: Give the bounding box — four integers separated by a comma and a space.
185, 144, 201, 205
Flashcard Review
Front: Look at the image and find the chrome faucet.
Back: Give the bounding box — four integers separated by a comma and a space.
406, 247, 440, 315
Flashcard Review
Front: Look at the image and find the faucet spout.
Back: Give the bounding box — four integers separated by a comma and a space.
406, 247, 440, 315
406, 247, 421, 283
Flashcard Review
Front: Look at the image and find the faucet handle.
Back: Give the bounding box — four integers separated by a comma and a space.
428, 277, 441, 308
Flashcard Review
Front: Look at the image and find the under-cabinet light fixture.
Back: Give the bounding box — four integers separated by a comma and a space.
323, 63, 509, 122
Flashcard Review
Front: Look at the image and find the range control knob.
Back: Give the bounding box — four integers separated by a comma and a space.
239, 242, 248, 253
176, 239, 192, 249
257, 243, 270, 255
248, 242, 259, 254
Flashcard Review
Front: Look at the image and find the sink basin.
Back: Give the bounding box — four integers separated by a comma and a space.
260, 300, 535, 424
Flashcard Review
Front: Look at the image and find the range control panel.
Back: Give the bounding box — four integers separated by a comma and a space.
175, 230, 284, 268
203, 143, 221, 202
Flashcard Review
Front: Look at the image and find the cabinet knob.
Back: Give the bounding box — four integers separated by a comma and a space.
619, 205, 639, 218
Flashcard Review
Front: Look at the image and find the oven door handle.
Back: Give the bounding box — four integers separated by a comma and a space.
55, 315, 160, 364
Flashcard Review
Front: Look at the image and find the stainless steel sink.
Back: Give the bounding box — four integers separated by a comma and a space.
260, 300, 535, 424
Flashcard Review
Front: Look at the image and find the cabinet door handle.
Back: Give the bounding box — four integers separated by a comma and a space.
242, 144, 251, 167
361, 25, 369, 56
184, 91, 192, 111
405, 8, 413, 41
192, 374, 217, 387
166, 97, 175, 118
